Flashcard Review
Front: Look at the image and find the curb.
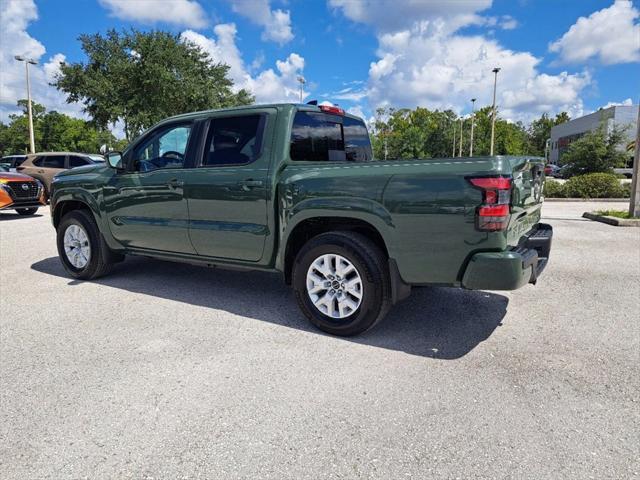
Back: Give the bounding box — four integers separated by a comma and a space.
545, 198, 629, 202
582, 212, 640, 227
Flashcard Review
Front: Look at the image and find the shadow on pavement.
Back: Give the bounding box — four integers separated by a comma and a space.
31, 256, 508, 359
0, 212, 44, 221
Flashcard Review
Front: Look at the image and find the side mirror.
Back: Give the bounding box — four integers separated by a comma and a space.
105, 151, 124, 170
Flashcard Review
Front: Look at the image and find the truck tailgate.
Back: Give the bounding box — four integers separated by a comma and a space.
506, 157, 545, 244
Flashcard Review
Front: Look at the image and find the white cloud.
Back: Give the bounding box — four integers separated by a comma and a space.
229, 0, 294, 44
499, 15, 518, 30
549, 0, 640, 65
329, 0, 591, 122
329, 0, 493, 33
601, 98, 634, 109
98, 0, 208, 28
181, 24, 306, 103
0, 0, 81, 122
366, 26, 591, 121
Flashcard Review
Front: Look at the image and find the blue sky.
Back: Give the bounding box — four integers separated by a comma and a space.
1, 0, 638, 127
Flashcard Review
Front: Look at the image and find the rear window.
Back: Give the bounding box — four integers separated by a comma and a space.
290, 112, 345, 162
69, 156, 90, 168
290, 111, 371, 162
35, 155, 65, 168
344, 116, 373, 162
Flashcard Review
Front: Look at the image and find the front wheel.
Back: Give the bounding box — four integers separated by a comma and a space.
292, 231, 391, 336
56, 210, 119, 279
16, 208, 38, 216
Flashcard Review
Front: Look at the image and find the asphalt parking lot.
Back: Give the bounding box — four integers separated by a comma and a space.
1, 201, 638, 479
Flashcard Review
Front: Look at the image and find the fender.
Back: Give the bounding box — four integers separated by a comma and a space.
51, 187, 122, 252
275, 196, 397, 272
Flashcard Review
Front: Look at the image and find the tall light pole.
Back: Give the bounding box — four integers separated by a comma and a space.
296, 75, 306, 103
15, 55, 37, 154
458, 117, 463, 157
629, 103, 640, 218
490, 67, 500, 156
469, 98, 476, 157
452, 120, 457, 157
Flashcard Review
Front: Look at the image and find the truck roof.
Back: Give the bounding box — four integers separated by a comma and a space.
163, 103, 363, 123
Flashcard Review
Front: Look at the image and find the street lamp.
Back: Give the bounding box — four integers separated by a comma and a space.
452, 120, 457, 157
15, 55, 38, 154
490, 67, 500, 156
469, 98, 476, 157
458, 116, 464, 157
296, 75, 306, 103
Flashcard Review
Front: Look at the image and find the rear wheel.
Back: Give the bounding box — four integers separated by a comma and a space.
57, 210, 120, 279
292, 231, 391, 336
16, 208, 38, 216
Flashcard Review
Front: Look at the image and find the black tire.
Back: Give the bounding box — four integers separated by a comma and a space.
56, 210, 120, 279
292, 231, 391, 336
16, 207, 38, 216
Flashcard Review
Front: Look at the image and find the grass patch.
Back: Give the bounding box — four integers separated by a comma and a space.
594, 210, 633, 219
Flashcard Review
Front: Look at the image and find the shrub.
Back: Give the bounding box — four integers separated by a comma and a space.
563, 173, 628, 198
595, 210, 632, 219
544, 179, 566, 198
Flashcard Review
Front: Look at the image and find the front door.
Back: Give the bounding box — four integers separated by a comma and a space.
104, 122, 196, 254
186, 111, 274, 262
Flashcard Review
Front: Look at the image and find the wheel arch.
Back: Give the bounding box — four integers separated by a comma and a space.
53, 199, 96, 229
280, 215, 392, 285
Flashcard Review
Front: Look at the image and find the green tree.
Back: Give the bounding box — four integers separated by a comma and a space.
0, 100, 119, 155
560, 125, 629, 175
55, 29, 253, 140
527, 112, 570, 156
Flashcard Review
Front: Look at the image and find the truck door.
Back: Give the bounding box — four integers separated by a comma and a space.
103, 121, 197, 254
186, 110, 274, 262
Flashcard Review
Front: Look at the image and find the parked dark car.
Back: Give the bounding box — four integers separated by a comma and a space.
544, 164, 561, 178
1, 155, 28, 172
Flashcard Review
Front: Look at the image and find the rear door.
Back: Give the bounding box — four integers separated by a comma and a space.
186, 109, 274, 261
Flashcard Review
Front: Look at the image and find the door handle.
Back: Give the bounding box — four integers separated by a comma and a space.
239, 179, 263, 190
167, 178, 184, 188
38, 170, 45, 173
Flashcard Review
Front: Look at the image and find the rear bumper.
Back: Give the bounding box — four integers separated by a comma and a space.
462, 223, 553, 290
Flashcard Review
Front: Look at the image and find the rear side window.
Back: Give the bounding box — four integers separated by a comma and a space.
39, 155, 65, 168
69, 156, 89, 168
290, 112, 345, 162
202, 114, 265, 167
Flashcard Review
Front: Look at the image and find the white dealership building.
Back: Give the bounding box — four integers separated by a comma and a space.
548, 105, 638, 165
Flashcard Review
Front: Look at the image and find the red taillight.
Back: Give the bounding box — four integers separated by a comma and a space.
468, 176, 512, 231
319, 105, 345, 116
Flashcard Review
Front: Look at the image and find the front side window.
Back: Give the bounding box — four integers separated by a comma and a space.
290, 112, 345, 162
202, 115, 265, 167
132, 124, 191, 172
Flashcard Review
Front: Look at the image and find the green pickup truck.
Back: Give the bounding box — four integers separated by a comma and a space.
50, 103, 552, 336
